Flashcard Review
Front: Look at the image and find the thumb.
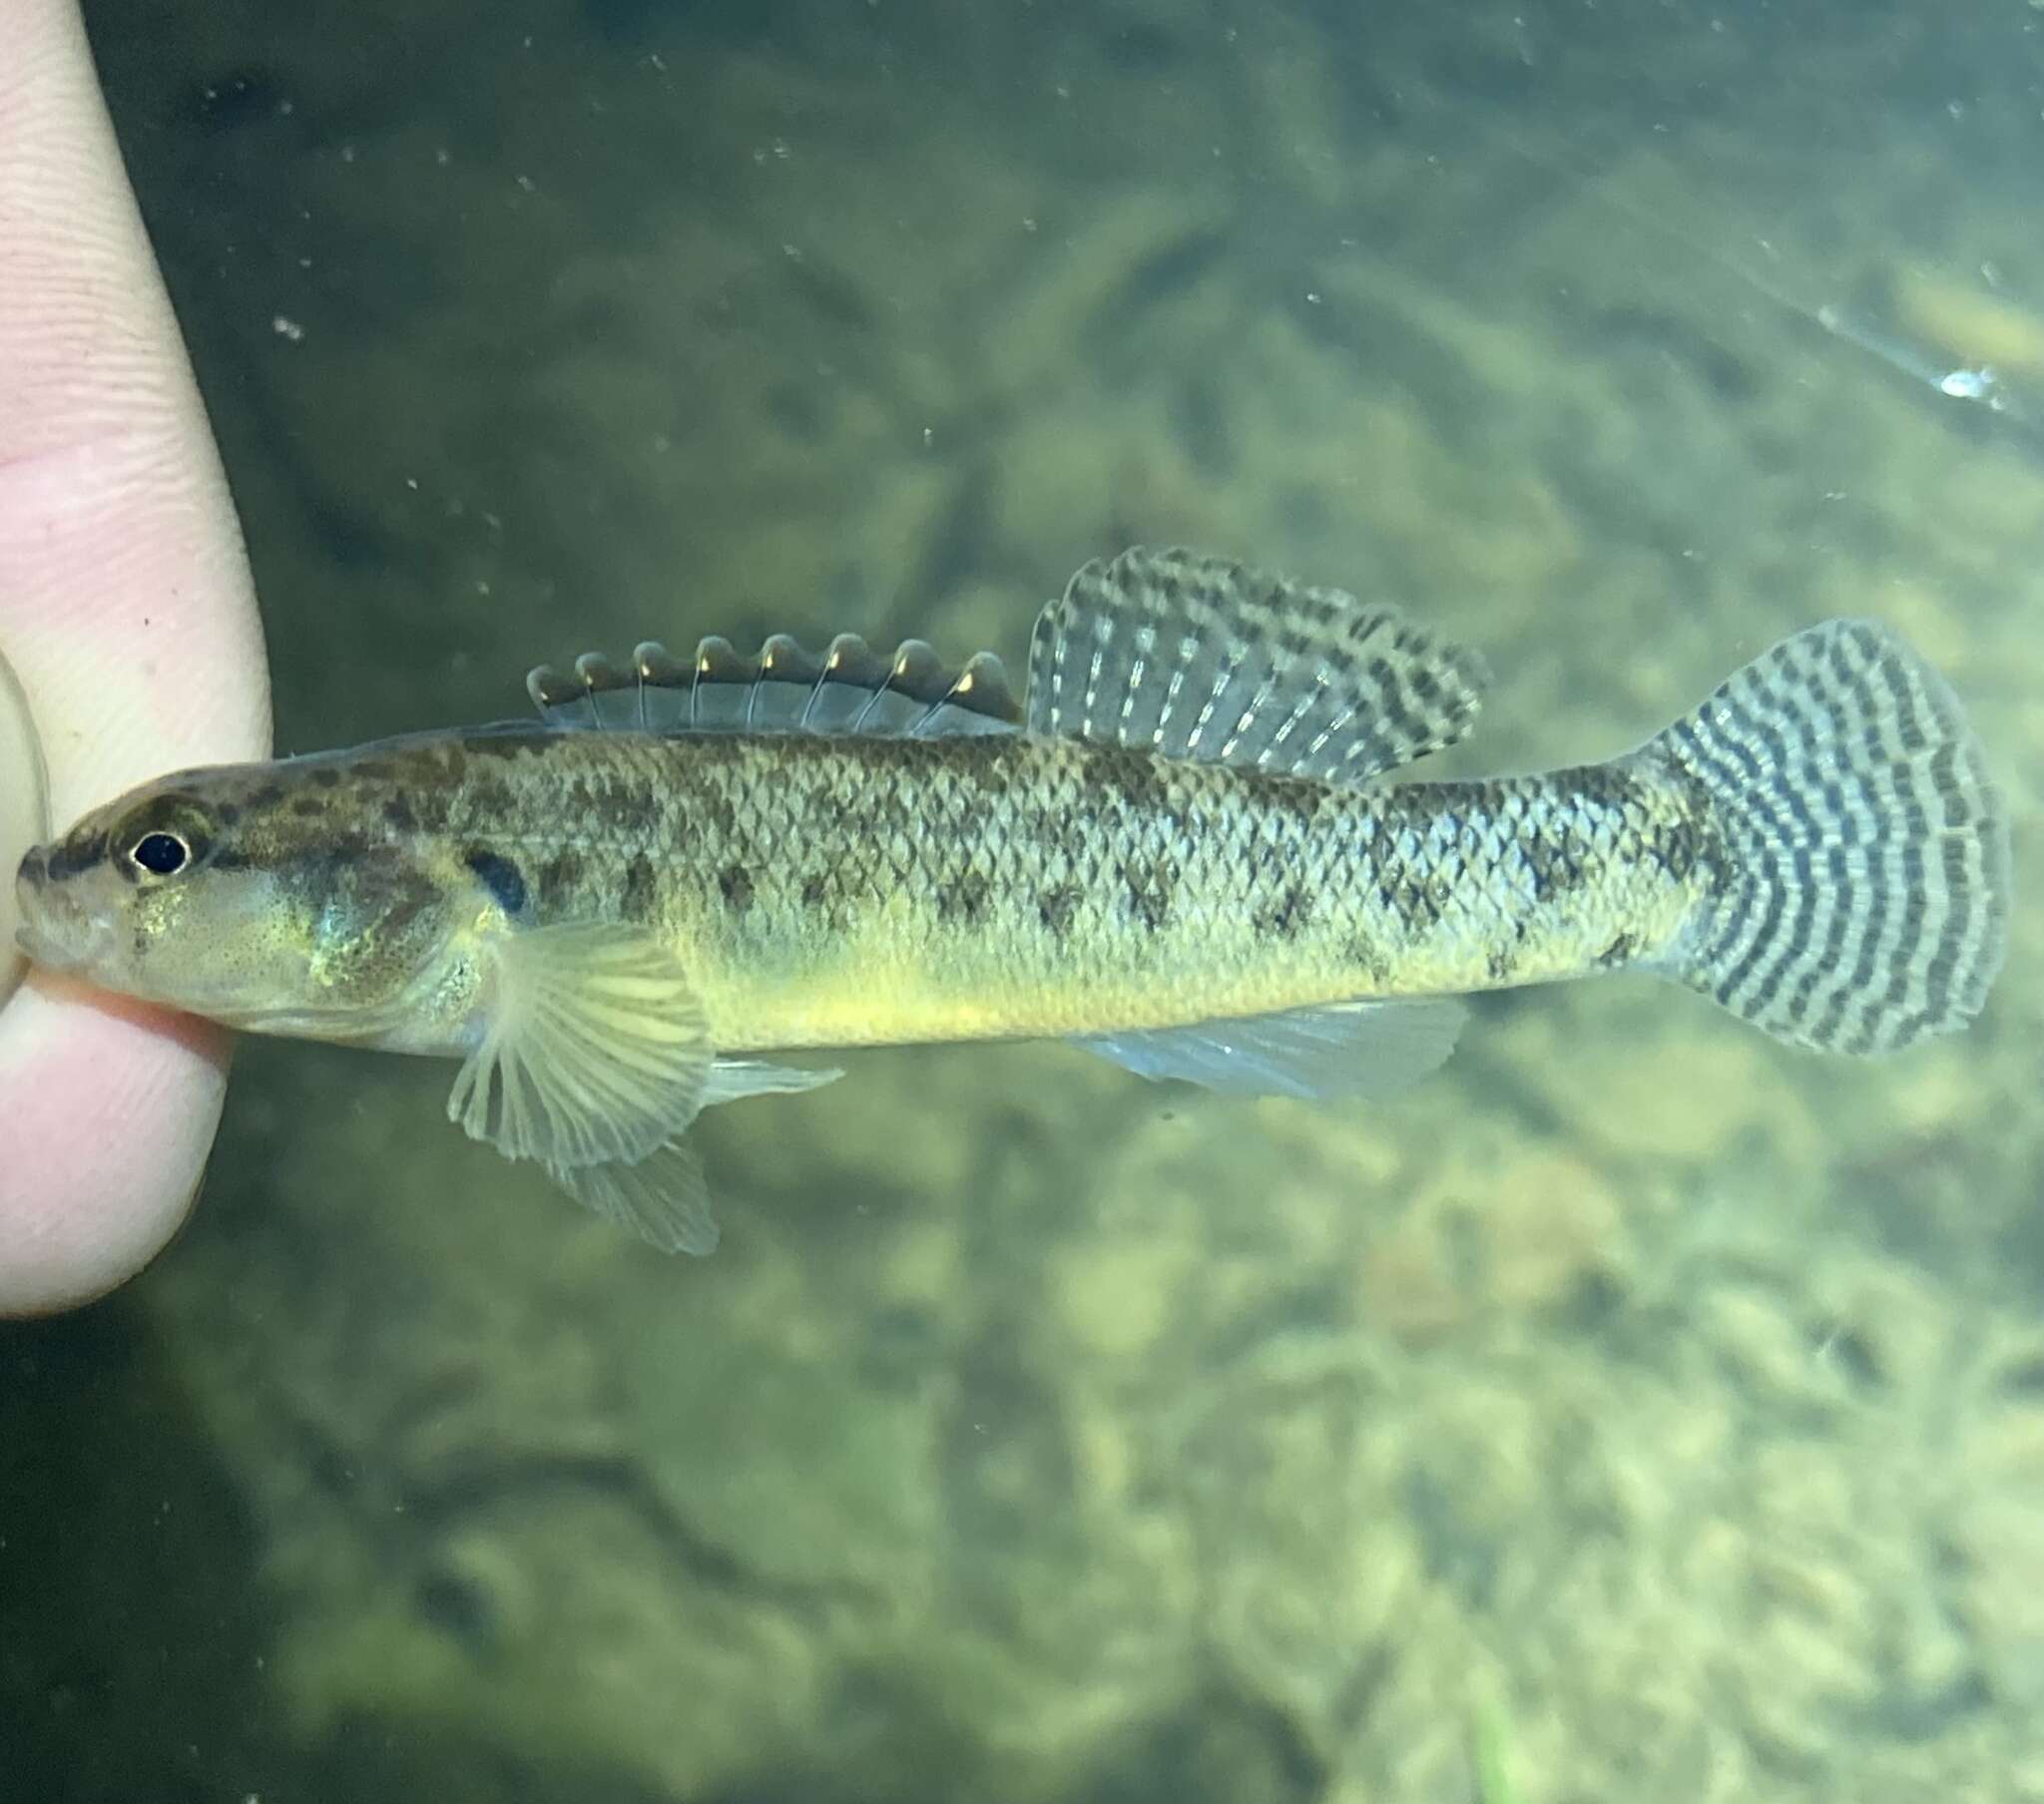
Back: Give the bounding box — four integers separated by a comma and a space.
0, 0, 270, 1312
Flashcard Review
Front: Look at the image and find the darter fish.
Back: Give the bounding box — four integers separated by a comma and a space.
13, 548, 2012, 1252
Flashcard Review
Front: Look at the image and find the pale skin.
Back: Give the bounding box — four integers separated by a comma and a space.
0, 0, 269, 1313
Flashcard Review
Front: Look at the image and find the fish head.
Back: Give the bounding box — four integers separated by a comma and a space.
15, 755, 465, 1040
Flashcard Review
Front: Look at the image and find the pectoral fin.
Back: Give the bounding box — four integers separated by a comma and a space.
447, 922, 713, 1170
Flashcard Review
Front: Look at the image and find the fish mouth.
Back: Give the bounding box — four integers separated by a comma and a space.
13, 846, 115, 976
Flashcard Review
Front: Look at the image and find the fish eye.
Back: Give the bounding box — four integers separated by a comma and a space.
131, 830, 191, 876
111, 797, 216, 883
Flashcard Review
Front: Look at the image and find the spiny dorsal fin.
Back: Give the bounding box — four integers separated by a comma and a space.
1024, 547, 1489, 784
527, 635, 1021, 739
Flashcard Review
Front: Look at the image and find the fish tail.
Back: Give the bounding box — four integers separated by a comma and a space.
1643, 619, 2011, 1054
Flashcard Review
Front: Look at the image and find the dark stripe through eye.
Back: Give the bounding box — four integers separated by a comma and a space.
465, 848, 527, 915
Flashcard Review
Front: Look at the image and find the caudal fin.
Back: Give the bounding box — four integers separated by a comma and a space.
1646, 619, 2011, 1054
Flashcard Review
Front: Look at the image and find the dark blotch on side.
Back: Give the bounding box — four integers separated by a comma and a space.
1375, 872, 1444, 932
382, 792, 419, 834
621, 851, 659, 919
795, 869, 854, 935
538, 848, 585, 910
696, 790, 739, 839
718, 863, 755, 914
1254, 883, 1311, 941
1037, 883, 1080, 939
1597, 931, 1637, 969
1650, 811, 1704, 884
1347, 931, 1392, 987
936, 870, 991, 925
1121, 862, 1173, 934
465, 847, 527, 915
1519, 831, 1586, 905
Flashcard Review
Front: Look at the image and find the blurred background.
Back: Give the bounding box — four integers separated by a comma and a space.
3, 1, 2041, 1798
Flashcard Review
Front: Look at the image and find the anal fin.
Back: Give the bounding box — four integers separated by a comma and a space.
701, 1058, 844, 1106
1077, 997, 1466, 1101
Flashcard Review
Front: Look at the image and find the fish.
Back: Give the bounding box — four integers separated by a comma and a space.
13, 547, 2013, 1253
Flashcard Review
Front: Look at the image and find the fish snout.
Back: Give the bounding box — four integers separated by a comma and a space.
14, 844, 109, 972
14, 843, 51, 944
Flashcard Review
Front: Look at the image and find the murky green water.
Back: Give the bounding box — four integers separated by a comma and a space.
5, 3, 2040, 1798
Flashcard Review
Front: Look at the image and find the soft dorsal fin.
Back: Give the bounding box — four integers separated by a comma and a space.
1024, 547, 1488, 784
527, 634, 1021, 739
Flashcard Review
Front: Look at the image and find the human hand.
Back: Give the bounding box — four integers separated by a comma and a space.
0, 0, 269, 1313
